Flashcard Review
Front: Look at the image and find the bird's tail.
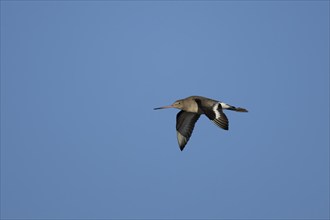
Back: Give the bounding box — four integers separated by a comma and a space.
233, 107, 248, 112
221, 103, 248, 112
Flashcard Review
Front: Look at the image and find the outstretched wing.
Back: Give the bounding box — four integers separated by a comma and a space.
197, 101, 229, 130
176, 111, 201, 151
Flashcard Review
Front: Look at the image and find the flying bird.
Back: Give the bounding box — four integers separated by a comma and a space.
154, 96, 248, 151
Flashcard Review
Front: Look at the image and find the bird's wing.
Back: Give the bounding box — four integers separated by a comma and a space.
197, 101, 229, 130
176, 111, 201, 151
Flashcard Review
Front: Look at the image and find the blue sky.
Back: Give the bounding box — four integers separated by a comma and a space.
1, 1, 329, 219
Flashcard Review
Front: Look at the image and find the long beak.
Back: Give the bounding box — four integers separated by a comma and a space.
153, 105, 173, 110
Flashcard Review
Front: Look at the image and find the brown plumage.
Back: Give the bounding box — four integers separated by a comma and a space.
154, 96, 248, 151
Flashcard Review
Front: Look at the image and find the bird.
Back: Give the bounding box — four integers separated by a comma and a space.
154, 96, 248, 151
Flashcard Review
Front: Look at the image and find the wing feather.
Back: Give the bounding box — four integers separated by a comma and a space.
176, 111, 200, 151
196, 101, 229, 130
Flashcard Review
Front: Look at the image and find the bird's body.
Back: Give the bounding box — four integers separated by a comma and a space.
154, 96, 248, 151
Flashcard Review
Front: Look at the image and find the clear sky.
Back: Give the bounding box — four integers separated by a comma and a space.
1, 1, 329, 219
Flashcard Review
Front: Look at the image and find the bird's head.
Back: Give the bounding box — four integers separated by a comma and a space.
171, 99, 184, 109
